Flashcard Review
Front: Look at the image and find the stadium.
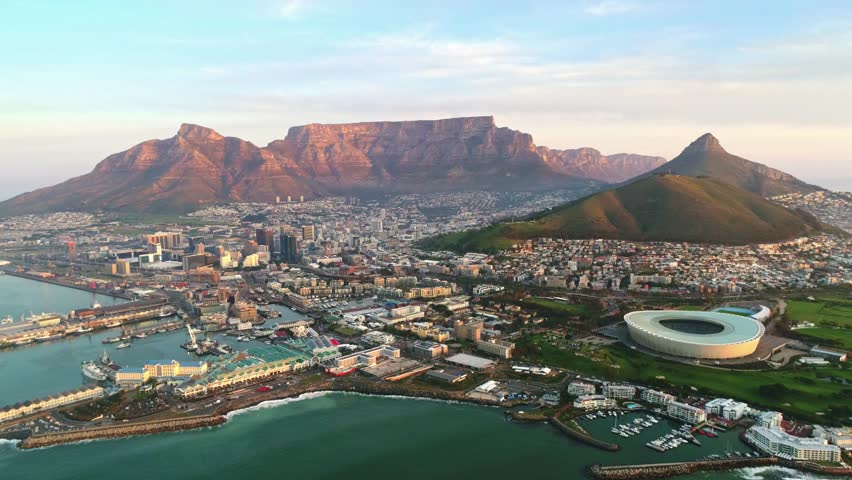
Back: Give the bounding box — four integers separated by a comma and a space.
624, 310, 765, 359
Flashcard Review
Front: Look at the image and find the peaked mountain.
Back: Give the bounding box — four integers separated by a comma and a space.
645, 133, 821, 196
537, 147, 666, 183
0, 117, 664, 215
421, 174, 835, 252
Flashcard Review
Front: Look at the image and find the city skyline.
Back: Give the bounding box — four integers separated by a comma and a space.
2, 0, 852, 196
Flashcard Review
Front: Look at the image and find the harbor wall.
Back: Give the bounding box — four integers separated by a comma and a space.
2, 270, 133, 300
588, 458, 778, 480
549, 417, 621, 452
19, 415, 226, 449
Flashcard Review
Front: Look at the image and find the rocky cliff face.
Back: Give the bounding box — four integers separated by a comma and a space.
0, 117, 665, 214
537, 146, 666, 183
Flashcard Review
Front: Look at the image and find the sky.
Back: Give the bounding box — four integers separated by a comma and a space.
1, 0, 852, 196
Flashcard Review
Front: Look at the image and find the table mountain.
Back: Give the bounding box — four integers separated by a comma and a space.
0, 117, 664, 215
421, 174, 835, 252
645, 133, 822, 196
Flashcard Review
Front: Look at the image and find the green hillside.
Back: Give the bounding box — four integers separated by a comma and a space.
421, 174, 833, 253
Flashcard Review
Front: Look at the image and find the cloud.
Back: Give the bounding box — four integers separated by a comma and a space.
279, 0, 305, 18
584, 1, 635, 16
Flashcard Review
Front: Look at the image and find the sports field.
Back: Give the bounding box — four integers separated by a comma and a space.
786, 296, 852, 350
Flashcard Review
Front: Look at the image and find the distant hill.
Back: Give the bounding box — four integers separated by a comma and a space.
421, 175, 835, 252
0, 117, 664, 216
644, 133, 822, 196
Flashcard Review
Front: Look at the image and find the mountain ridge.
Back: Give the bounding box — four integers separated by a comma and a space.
0, 117, 664, 215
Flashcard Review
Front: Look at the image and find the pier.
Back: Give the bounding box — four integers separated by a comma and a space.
588, 457, 778, 480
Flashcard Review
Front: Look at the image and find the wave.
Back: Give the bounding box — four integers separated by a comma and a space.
224, 391, 331, 420
0, 438, 21, 448
735, 466, 834, 480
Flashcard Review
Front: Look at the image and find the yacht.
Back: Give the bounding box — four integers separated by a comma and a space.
1, 315, 13, 325
116, 342, 131, 349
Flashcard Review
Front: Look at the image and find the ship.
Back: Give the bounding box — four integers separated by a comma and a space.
35, 332, 64, 342
76, 325, 94, 334
26, 312, 62, 326
102, 336, 122, 344
1, 315, 13, 325
105, 320, 122, 328
116, 342, 131, 349
81, 360, 109, 381
159, 306, 176, 318
132, 331, 147, 339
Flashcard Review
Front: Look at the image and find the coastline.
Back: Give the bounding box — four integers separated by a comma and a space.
11, 379, 852, 478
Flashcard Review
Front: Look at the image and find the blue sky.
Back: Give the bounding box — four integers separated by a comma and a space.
1, 0, 851, 195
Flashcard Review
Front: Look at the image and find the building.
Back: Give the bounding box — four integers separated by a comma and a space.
666, 401, 707, 424
425, 367, 468, 384
65, 241, 77, 260
705, 398, 749, 420
116, 360, 208, 386
747, 426, 841, 462
146, 232, 184, 250
625, 310, 765, 359
602, 384, 636, 400
0, 386, 105, 423
280, 234, 298, 263
333, 345, 400, 370
476, 338, 514, 359
378, 305, 425, 325
255, 228, 275, 247
231, 302, 257, 322
756, 411, 783, 429
454, 320, 483, 342
573, 395, 617, 410
445, 353, 495, 371
302, 225, 315, 242
410, 340, 448, 360
567, 382, 596, 396
115, 259, 132, 276
827, 427, 852, 449
178, 345, 312, 398
810, 345, 848, 362
360, 331, 395, 347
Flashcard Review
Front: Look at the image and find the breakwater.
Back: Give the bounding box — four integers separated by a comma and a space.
549, 417, 621, 452
588, 457, 777, 480
19, 415, 226, 449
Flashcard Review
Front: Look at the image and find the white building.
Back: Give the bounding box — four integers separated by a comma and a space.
747, 426, 841, 462
705, 398, 749, 420
602, 384, 636, 400
641, 389, 674, 406
666, 401, 707, 424
360, 331, 395, 346
756, 411, 784, 429
573, 395, 617, 410
567, 382, 596, 397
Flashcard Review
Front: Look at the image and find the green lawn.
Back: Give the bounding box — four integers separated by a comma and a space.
786, 296, 852, 328
518, 334, 852, 424
523, 298, 598, 318
794, 327, 852, 352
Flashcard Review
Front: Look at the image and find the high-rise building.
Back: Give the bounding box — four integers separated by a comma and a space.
281, 234, 298, 263
65, 241, 77, 260
115, 259, 132, 275
302, 225, 315, 242
146, 232, 184, 250
256, 228, 274, 247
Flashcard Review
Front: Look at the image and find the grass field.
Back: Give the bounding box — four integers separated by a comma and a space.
786, 296, 852, 328
518, 334, 852, 423
523, 298, 599, 318
794, 327, 852, 352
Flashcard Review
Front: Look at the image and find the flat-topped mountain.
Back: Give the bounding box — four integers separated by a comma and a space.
421, 174, 835, 252
0, 117, 665, 215
645, 133, 822, 196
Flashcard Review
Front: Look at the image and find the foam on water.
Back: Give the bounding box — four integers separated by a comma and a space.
735, 466, 833, 480
224, 391, 331, 420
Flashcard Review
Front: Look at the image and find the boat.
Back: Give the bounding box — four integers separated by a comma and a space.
105, 320, 122, 328
133, 332, 147, 339
81, 360, 108, 381
13, 337, 33, 346
159, 306, 176, 318
116, 342, 131, 349
26, 312, 61, 326
76, 325, 94, 334
1, 315, 13, 325
35, 332, 64, 342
